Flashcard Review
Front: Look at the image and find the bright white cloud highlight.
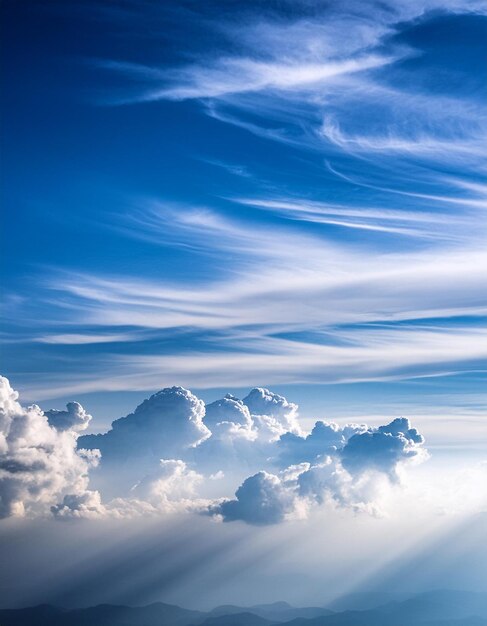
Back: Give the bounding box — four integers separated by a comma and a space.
0, 376, 97, 519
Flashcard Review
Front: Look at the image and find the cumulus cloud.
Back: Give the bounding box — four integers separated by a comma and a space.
51, 490, 106, 520
191, 389, 305, 479
205, 394, 253, 430
76, 386, 212, 500
79, 386, 211, 462
45, 402, 92, 432
212, 470, 302, 525
78, 387, 301, 489
341, 418, 427, 480
243, 388, 301, 439
0, 376, 97, 519
297, 460, 391, 516
210, 418, 428, 525
276, 420, 366, 467
202, 388, 304, 446
213, 454, 407, 525
203, 394, 256, 442
131, 458, 204, 511
51, 459, 206, 520
0, 376, 429, 524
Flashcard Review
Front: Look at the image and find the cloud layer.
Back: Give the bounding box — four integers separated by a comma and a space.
1, 376, 429, 524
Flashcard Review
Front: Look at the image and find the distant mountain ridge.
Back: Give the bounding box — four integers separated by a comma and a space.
0, 590, 486, 626
207, 601, 334, 622
0, 602, 205, 626
326, 592, 413, 612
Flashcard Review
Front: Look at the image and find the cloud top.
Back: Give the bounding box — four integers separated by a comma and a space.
79, 386, 211, 462
341, 418, 427, 480
45, 402, 93, 432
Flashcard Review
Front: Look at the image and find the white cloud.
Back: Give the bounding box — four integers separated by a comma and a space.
37, 333, 137, 345
297, 460, 392, 516
243, 387, 301, 438
67, 324, 486, 396
233, 197, 470, 241
79, 386, 211, 464
27, 189, 485, 399
212, 418, 429, 525
143, 54, 394, 101
204, 394, 253, 432
0, 376, 97, 519
51, 490, 106, 520
211, 470, 302, 525
92, 0, 487, 185
95, 0, 487, 106
130, 459, 205, 513
45, 402, 93, 432
0, 376, 467, 525
340, 418, 428, 480
276, 421, 367, 467
210, 417, 430, 524
320, 116, 486, 161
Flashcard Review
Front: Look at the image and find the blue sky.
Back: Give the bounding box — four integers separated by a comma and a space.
1, 0, 487, 609
2, 0, 487, 435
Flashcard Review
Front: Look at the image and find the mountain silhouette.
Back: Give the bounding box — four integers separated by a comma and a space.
0, 601, 204, 626
208, 601, 333, 622
327, 592, 413, 612
1, 591, 486, 626
195, 612, 275, 626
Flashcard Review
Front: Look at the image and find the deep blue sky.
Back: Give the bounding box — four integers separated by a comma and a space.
1, 0, 486, 438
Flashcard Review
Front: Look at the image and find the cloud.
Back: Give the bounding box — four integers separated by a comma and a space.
30, 322, 487, 400
200, 396, 258, 469
210, 459, 389, 525
52, 459, 207, 521
340, 418, 428, 480
37, 333, 137, 345
209, 418, 429, 524
192, 388, 306, 476
0, 376, 431, 524
96, 0, 486, 105
92, 0, 487, 176
276, 421, 366, 467
0, 376, 97, 519
130, 459, 204, 512
138, 54, 394, 101
204, 394, 253, 432
25, 189, 486, 399
79, 386, 211, 464
320, 116, 486, 161
51, 490, 106, 520
45, 402, 93, 432
78, 387, 302, 488
242, 387, 301, 437
233, 197, 473, 242
212, 470, 301, 525
297, 460, 392, 516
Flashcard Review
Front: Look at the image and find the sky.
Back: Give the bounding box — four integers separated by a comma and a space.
1, 0, 486, 610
